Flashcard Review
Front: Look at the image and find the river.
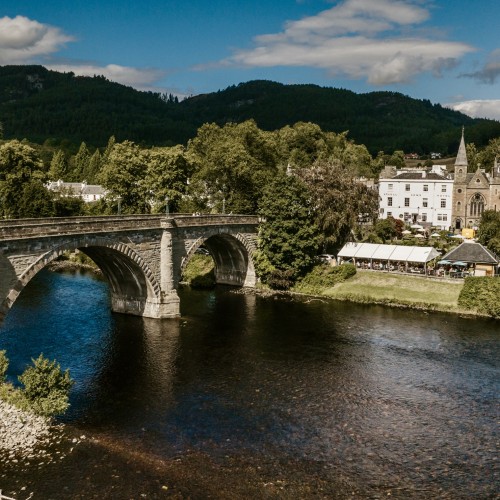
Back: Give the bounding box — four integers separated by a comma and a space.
0, 269, 498, 499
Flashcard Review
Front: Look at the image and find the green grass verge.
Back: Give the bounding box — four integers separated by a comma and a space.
304, 269, 464, 313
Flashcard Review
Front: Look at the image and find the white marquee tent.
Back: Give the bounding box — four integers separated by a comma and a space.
337, 242, 441, 271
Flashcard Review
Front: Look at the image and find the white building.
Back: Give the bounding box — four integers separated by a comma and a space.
46, 180, 107, 203
378, 165, 453, 229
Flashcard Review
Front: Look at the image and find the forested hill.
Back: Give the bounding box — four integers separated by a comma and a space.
1, 65, 499, 155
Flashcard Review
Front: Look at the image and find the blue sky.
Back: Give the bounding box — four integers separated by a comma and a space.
2, 0, 500, 119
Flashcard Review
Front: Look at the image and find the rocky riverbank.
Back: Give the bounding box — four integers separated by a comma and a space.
0, 399, 78, 468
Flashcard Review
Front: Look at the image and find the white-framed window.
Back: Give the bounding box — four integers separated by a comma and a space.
423, 198, 428, 208
404, 198, 410, 207
388, 197, 393, 206
440, 199, 446, 208
441, 185, 447, 192
423, 184, 429, 191
405, 184, 410, 191
388, 183, 393, 190
387, 211, 392, 217
421, 213, 427, 221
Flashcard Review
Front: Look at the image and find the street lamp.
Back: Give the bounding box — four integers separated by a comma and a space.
165, 195, 170, 215
117, 195, 122, 215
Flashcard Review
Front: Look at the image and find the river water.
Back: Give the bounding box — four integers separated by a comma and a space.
0, 269, 498, 499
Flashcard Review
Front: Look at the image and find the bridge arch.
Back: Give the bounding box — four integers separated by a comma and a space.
181, 231, 257, 288
3, 237, 162, 320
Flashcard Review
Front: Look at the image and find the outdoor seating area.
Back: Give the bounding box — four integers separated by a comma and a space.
337, 241, 499, 279
337, 242, 440, 275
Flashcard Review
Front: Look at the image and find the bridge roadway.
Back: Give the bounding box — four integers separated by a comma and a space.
0, 214, 259, 323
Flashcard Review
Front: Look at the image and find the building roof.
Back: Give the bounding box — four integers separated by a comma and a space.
392, 172, 449, 180
338, 242, 441, 263
442, 241, 499, 265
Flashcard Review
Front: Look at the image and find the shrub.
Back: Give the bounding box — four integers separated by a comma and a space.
458, 277, 500, 318
294, 263, 356, 294
18, 354, 74, 417
267, 269, 296, 290
0, 350, 8, 381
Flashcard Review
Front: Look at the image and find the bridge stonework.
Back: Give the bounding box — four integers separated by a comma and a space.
0, 215, 259, 324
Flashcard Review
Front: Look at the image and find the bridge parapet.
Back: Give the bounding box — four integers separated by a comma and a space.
0, 214, 259, 240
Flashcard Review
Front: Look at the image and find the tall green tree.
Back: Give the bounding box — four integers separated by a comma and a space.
98, 140, 148, 213
0, 140, 54, 218
71, 141, 91, 181
256, 172, 320, 288
477, 210, 500, 255
187, 120, 278, 213
142, 145, 192, 213
84, 149, 102, 183
48, 149, 68, 180
298, 158, 379, 250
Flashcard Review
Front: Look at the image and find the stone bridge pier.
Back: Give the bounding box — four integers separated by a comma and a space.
0, 215, 259, 324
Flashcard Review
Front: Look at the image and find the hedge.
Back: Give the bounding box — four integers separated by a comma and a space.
458, 277, 500, 318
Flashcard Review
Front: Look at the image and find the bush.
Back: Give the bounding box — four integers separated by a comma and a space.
294, 263, 356, 294
267, 269, 296, 290
18, 354, 74, 417
0, 350, 8, 381
458, 277, 500, 318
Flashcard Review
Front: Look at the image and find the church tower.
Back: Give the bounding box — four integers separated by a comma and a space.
452, 127, 468, 230
454, 126, 468, 182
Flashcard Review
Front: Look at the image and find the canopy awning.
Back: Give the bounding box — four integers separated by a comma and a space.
338, 243, 441, 264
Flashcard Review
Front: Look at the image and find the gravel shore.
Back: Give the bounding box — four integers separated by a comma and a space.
0, 400, 61, 462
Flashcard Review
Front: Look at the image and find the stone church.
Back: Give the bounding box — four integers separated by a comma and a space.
452, 129, 500, 230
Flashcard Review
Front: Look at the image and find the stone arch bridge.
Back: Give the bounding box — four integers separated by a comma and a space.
0, 214, 259, 324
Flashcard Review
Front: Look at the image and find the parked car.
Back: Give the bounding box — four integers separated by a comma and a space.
317, 254, 335, 264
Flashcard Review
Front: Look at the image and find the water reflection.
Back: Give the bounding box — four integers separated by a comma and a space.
0, 271, 498, 497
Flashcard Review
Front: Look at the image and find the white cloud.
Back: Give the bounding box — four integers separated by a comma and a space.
0, 15, 74, 64
46, 63, 166, 91
446, 100, 500, 121
221, 0, 474, 85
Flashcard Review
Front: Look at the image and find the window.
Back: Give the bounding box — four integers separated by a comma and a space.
457, 188, 462, 193
404, 198, 410, 207
437, 214, 442, 221
405, 184, 410, 191
421, 213, 427, 221
470, 193, 485, 216
442, 214, 448, 221
387, 212, 392, 217
441, 185, 447, 192
388, 183, 393, 190
422, 198, 428, 208
440, 199, 446, 208
387, 197, 393, 206
423, 184, 429, 192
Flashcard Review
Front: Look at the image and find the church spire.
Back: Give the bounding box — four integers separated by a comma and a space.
455, 126, 468, 167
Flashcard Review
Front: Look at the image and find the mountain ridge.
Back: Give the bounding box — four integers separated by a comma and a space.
1, 65, 498, 155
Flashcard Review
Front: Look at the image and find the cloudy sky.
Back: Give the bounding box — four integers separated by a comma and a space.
2, 0, 499, 119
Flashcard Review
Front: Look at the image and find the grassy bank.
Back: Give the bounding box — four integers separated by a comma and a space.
294, 269, 465, 313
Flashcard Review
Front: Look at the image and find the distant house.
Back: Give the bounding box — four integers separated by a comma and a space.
441, 241, 499, 276
46, 180, 106, 202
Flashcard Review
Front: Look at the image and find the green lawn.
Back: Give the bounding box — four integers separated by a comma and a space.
322, 270, 464, 311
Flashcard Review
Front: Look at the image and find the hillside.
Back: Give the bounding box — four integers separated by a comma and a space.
1, 65, 499, 154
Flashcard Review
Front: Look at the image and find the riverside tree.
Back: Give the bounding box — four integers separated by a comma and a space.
298, 158, 379, 251
256, 172, 320, 288
18, 354, 74, 417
